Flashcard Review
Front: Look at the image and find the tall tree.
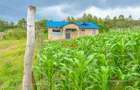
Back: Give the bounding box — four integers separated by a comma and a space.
128, 15, 133, 21
105, 15, 111, 21
36, 19, 47, 33
17, 18, 26, 29
113, 16, 117, 21
118, 15, 125, 20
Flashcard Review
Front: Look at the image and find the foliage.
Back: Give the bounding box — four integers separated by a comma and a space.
16, 18, 26, 29
2, 28, 26, 40
105, 15, 140, 29
98, 24, 109, 33
67, 14, 140, 32
67, 14, 109, 32
36, 19, 48, 33
0, 19, 14, 32
35, 30, 140, 90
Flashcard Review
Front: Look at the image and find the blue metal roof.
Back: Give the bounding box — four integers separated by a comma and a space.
46, 21, 99, 29
47, 21, 69, 28
80, 23, 99, 29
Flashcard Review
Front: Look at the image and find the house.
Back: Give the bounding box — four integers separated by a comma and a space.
46, 21, 99, 40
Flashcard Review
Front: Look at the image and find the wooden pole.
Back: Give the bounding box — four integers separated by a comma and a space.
23, 5, 36, 90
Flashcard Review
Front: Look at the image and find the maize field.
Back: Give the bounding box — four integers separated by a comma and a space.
35, 30, 140, 90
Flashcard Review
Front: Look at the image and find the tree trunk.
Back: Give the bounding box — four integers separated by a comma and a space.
22, 6, 36, 90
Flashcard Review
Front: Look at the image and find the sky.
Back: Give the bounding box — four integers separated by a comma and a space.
0, 0, 140, 21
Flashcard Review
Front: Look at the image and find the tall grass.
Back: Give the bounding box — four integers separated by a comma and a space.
0, 40, 26, 89
35, 30, 140, 90
0, 28, 46, 89
1, 28, 26, 40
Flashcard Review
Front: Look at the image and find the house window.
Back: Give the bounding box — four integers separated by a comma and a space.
66, 28, 77, 31
81, 29, 85, 31
52, 29, 61, 32
52, 28, 62, 36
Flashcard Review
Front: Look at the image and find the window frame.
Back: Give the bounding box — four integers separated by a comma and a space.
52, 28, 61, 32
81, 29, 85, 31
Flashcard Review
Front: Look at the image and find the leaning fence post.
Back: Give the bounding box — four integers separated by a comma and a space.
22, 5, 36, 90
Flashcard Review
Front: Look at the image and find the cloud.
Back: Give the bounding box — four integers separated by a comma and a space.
38, 5, 140, 20
0, 0, 140, 21
38, 4, 72, 20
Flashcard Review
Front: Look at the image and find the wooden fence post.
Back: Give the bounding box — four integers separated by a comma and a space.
23, 5, 36, 90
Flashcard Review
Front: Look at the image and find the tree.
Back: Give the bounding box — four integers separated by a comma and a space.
87, 14, 93, 22
128, 15, 133, 21
93, 16, 98, 22
97, 18, 104, 24
118, 15, 125, 20
0, 19, 15, 32
67, 16, 75, 22
67, 13, 108, 32
105, 15, 111, 21
113, 16, 117, 21
36, 19, 47, 33
17, 18, 26, 29
67, 16, 71, 22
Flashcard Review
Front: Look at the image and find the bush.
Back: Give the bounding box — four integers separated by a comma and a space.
2, 28, 26, 40
98, 23, 109, 33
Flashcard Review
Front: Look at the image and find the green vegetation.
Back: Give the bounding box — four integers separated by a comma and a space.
0, 40, 25, 89
0, 26, 44, 89
0, 19, 15, 32
35, 30, 140, 90
0, 39, 38, 90
2, 28, 26, 40
67, 14, 108, 32
67, 14, 140, 32
0, 15, 140, 90
0, 18, 27, 89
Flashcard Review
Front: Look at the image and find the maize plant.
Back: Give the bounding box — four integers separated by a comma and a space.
35, 30, 140, 90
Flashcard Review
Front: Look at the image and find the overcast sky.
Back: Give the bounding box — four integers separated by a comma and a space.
0, 0, 140, 21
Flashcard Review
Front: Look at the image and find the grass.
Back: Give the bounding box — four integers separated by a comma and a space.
0, 39, 39, 90
0, 40, 26, 89
0, 28, 46, 90
35, 30, 140, 90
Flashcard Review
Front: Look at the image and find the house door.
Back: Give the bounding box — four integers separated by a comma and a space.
65, 31, 71, 39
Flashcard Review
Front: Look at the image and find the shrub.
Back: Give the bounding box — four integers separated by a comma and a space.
2, 28, 26, 40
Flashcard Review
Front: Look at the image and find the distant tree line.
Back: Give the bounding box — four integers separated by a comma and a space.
105, 15, 140, 29
0, 18, 26, 32
0, 14, 140, 32
67, 14, 140, 32
67, 14, 107, 32
0, 18, 47, 32
0, 18, 48, 40
0, 19, 15, 32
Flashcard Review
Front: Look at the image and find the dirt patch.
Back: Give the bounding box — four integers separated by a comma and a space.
0, 32, 5, 40
0, 45, 18, 52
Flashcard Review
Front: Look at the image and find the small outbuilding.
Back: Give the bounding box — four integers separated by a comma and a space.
46, 21, 99, 40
